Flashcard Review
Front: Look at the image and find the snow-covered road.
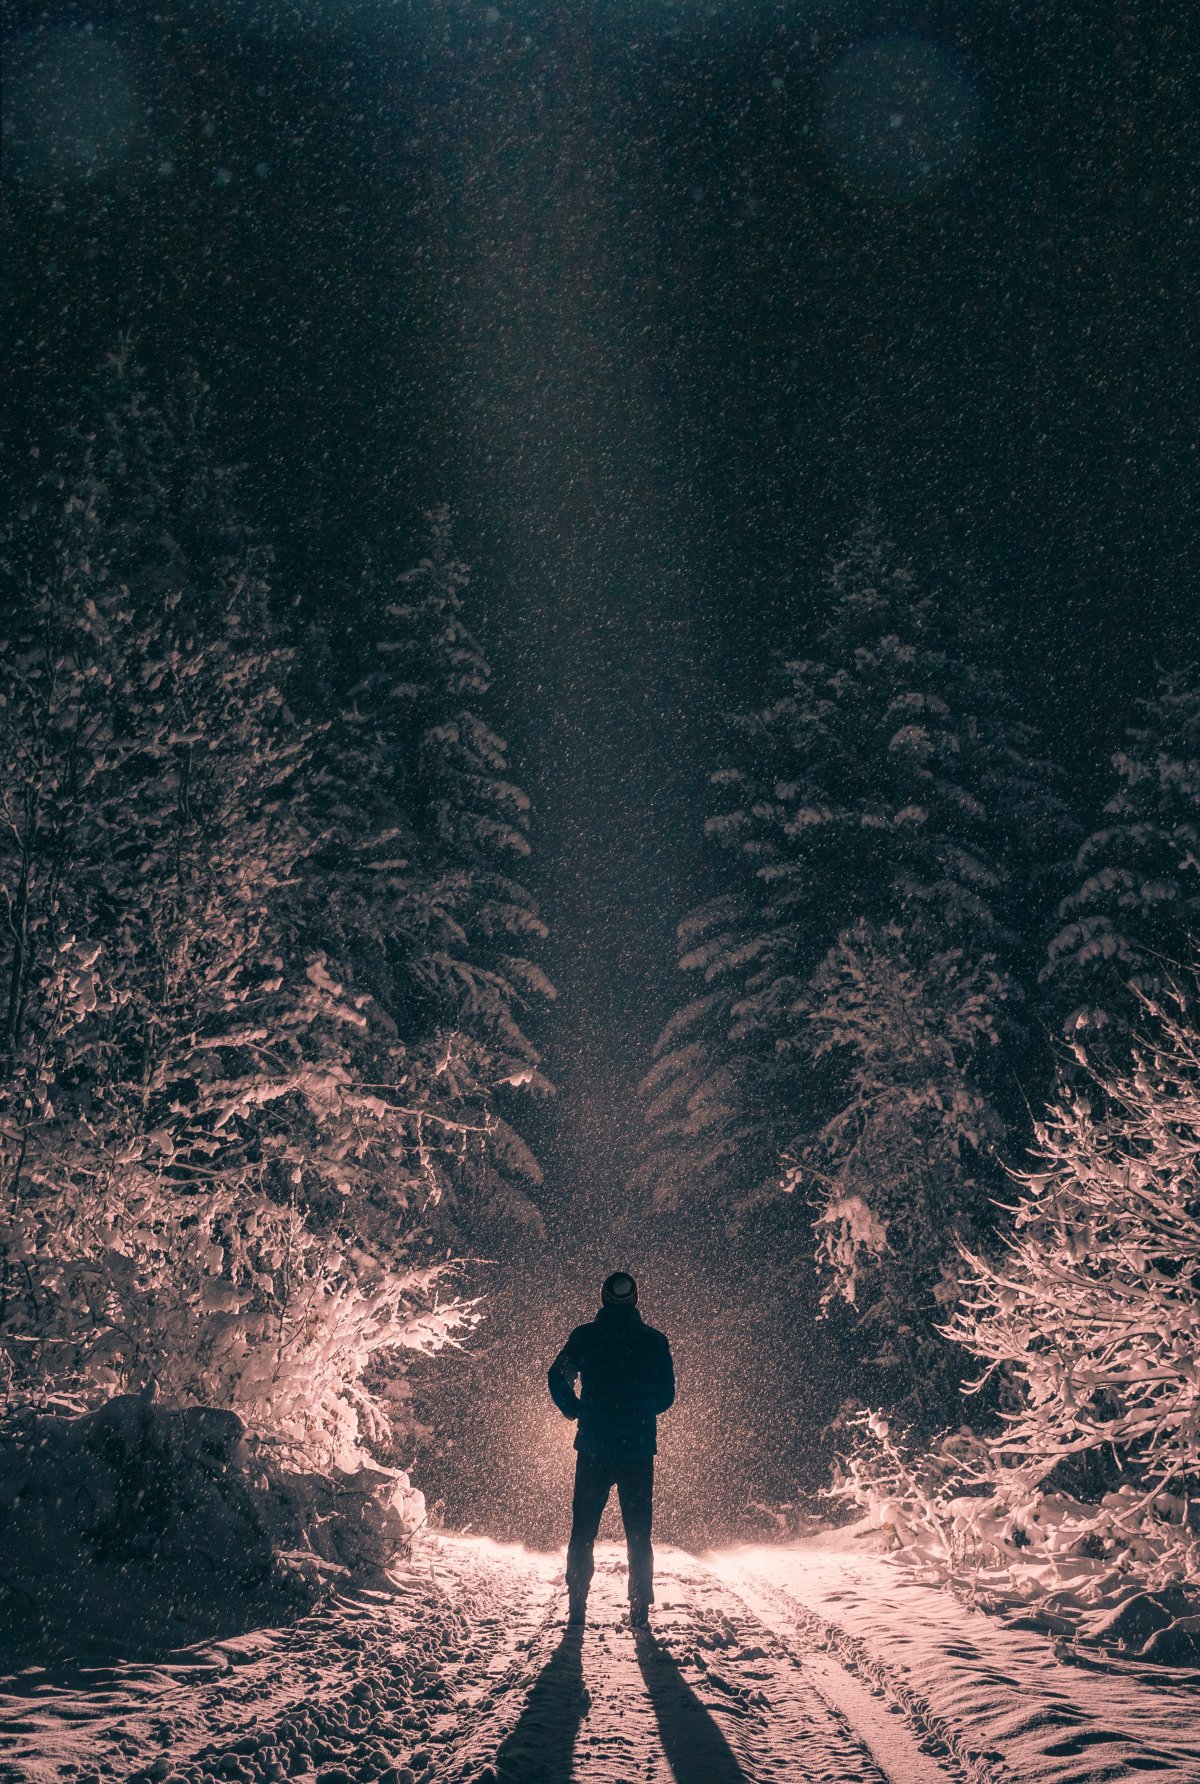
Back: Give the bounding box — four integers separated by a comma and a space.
3, 1533, 1198, 1784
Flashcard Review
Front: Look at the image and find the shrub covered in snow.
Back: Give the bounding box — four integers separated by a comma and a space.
946, 987, 1200, 1562
839, 982, 1200, 1600
834, 1407, 1200, 1658
832, 1410, 996, 1562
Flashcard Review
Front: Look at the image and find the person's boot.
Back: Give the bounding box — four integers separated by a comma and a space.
629, 1597, 649, 1629
567, 1587, 587, 1626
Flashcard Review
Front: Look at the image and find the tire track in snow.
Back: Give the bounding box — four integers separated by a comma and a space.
710, 1547, 1200, 1784
654, 1549, 939, 1784
696, 1552, 989, 1784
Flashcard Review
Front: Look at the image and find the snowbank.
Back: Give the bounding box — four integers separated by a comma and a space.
720, 1534, 1200, 1783
0, 1397, 427, 1666
835, 1415, 1200, 1664
825, 1506, 1200, 1669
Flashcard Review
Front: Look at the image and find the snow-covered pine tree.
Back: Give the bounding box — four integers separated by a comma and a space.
0, 357, 468, 1472
637, 633, 823, 1218
945, 981, 1200, 1552
305, 509, 553, 1250
643, 516, 1068, 1418
635, 892, 784, 1212
801, 919, 1009, 1410
1044, 667, 1200, 1044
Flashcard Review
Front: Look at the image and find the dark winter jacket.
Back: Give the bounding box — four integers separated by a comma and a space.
547, 1304, 676, 1460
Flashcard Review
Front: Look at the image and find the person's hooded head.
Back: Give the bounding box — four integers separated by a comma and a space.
601, 1270, 638, 1312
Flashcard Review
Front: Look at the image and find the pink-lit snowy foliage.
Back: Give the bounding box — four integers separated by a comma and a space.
0, 355, 548, 1478
840, 984, 1200, 1583
949, 989, 1200, 1524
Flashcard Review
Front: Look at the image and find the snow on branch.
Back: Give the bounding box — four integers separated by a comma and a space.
946, 980, 1200, 1520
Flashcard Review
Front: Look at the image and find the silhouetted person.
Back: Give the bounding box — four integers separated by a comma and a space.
547, 1270, 675, 1628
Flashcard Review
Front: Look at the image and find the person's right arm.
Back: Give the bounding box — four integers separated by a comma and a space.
547, 1333, 582, 1420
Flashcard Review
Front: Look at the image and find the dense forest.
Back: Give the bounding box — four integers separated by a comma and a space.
0, 355, 557, 1628
3, 352, 1198, 1613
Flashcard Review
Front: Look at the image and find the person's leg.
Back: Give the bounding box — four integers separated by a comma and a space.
565, 1452, 612, 1618
615, 1458, 655, 1617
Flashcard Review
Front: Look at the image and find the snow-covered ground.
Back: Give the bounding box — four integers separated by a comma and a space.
3, 1530, 1198, 1784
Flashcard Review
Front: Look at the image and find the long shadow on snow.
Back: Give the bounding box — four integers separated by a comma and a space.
491, 1626, 586, 1783
634, 1628, 748, 1784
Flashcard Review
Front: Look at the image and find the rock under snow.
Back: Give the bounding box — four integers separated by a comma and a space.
0, 1397, 427, 1666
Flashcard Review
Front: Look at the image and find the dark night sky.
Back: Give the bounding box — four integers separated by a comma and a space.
5, 0, 1198, 1532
